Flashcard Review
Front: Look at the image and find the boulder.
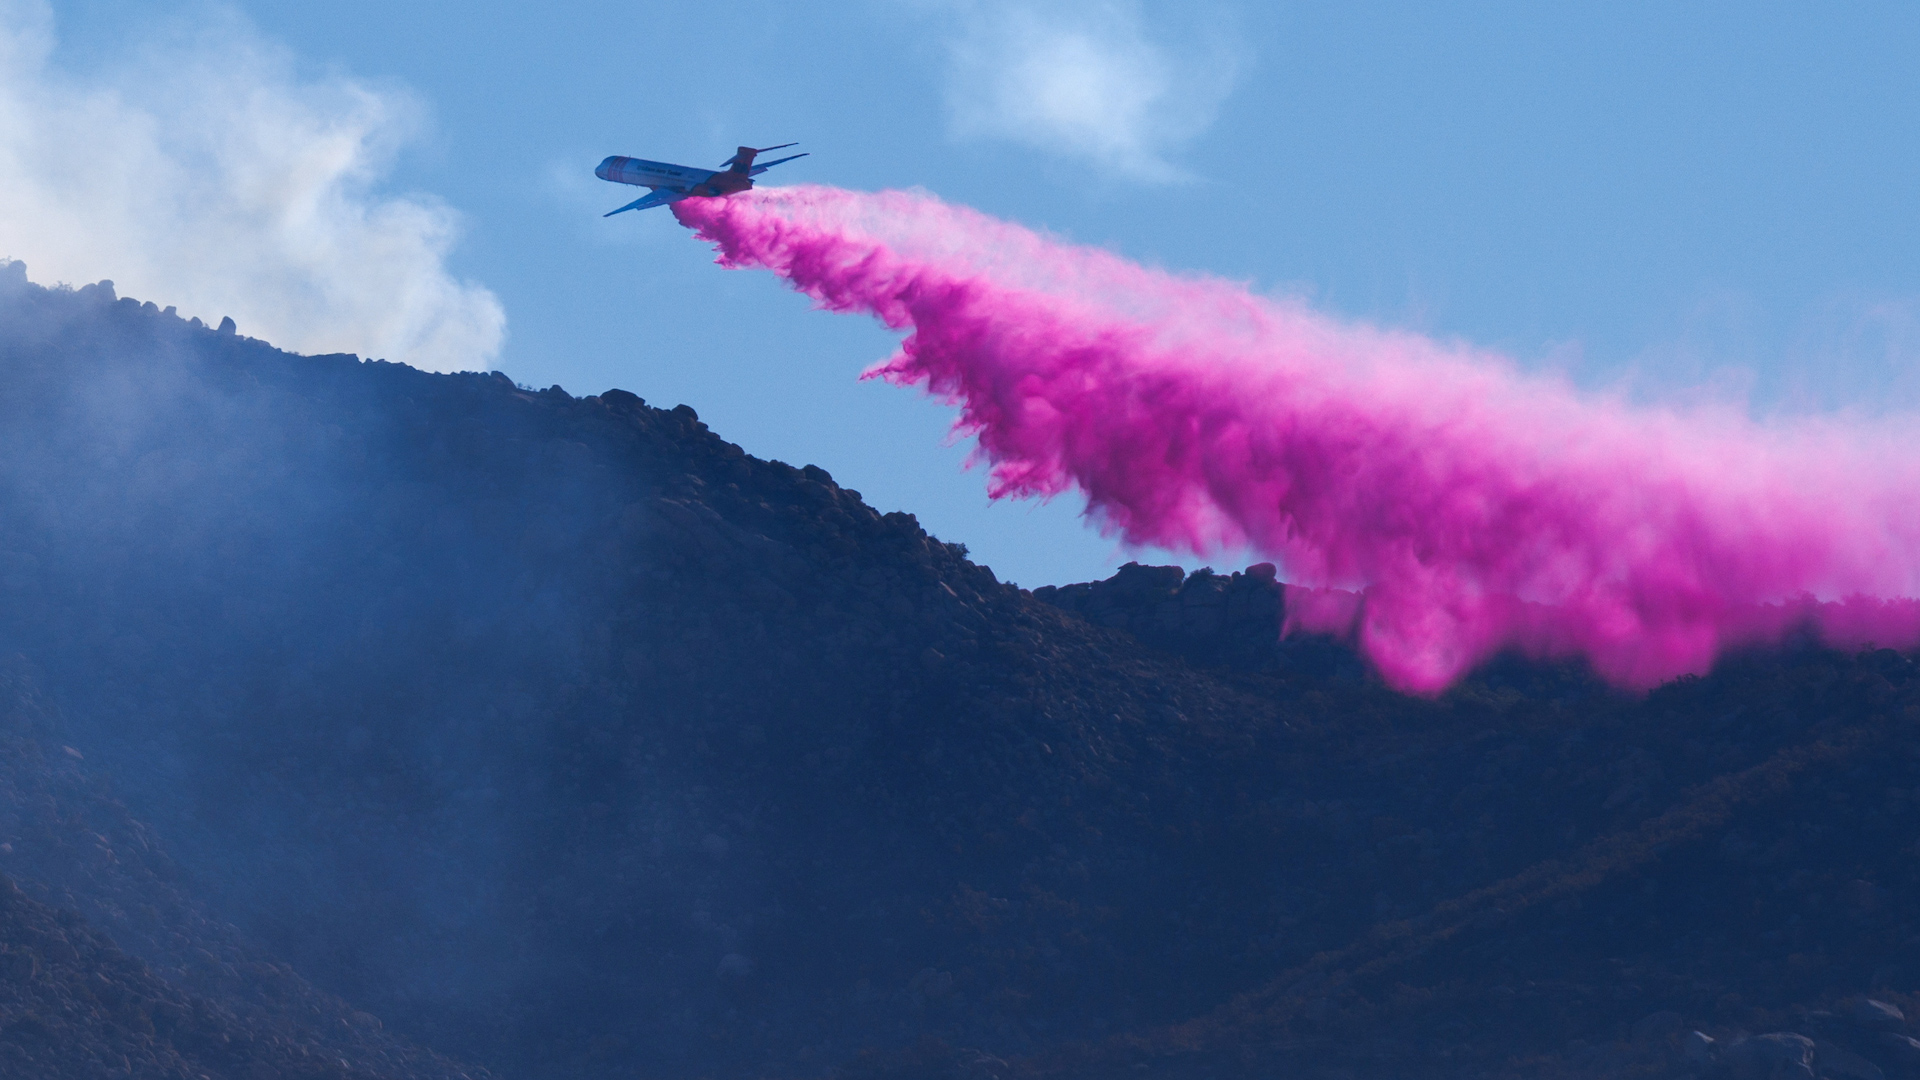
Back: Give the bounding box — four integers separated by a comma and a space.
1879, 1033, 1920, 1067
1855, 999, 1908, 1031
1815, 1040, 1885, 1080
1722, 1033, 1816, 1080
1684, 1030, 1717, 1065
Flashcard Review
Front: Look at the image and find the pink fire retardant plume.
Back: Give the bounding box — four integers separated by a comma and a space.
672, 186, 1920, 693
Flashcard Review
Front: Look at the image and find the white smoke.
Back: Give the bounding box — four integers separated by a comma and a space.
0, 1, 503, 371
933, 0, 1243, 183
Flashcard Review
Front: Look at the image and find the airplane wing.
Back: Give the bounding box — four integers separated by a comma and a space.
748, 153, 809, 177
604, 188, 689, 216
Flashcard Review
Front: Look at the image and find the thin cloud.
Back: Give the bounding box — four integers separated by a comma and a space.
1609, 289, 1920, 421
934, 0, 1243, 183
0, 1, 503, 372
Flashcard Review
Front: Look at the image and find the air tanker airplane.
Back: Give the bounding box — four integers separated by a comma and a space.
594, 143, 808, 216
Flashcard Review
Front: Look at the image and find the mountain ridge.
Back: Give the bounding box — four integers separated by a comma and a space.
3, 263, 1920, 1080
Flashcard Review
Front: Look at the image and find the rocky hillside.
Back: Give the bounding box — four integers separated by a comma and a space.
3, 261, 1920, 1080
0, 669, 481, 1080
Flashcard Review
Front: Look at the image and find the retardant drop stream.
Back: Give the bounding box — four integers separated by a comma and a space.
674, 186, 1920, 692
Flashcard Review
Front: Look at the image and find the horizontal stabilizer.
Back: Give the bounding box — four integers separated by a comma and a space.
748, 152, 809, 176
604, 188, 687, 216
720, 141, 799, 168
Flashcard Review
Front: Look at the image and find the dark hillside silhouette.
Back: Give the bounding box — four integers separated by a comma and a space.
0, 672, 481, 1079
3, 261, 1920, 1079
0, 264, 1335, 1075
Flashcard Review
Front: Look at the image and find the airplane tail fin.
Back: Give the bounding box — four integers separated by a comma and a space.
721, 142, 799, 173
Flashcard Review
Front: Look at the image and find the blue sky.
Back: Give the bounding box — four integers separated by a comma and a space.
7, 0, 1920, 586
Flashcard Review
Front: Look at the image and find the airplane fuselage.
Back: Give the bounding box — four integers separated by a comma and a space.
595, 156, 749, 198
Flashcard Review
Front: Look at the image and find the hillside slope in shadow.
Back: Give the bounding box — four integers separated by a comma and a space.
4, 263, 1920, 1080
0, 671, 483, 1079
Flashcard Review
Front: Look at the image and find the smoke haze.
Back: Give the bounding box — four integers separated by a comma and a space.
675, 186, 1920, 691
0, 0, 503, 371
